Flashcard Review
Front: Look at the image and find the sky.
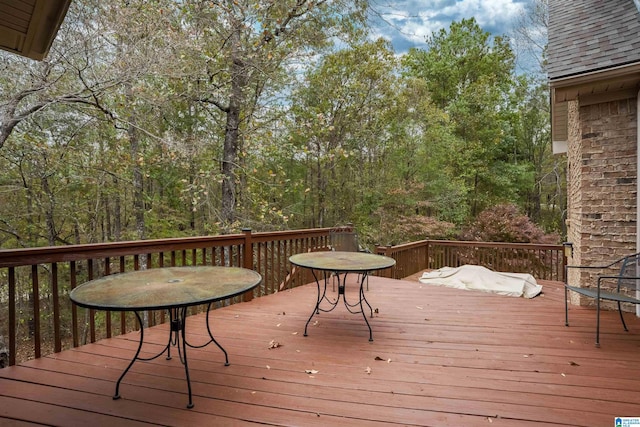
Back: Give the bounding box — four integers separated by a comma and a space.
369, 0, 534, 54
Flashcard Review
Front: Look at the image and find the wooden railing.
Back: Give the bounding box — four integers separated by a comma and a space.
375, 240, 566, 282
0, 226, 343, 367
0, 229, 565, 367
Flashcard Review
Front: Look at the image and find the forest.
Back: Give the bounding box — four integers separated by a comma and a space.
0, 0, 560, 250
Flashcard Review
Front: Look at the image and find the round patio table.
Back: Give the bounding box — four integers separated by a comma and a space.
69, 266, 262, 408
289, 251, 395, 341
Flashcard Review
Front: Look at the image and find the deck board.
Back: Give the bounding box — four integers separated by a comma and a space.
2, 275, 640, 426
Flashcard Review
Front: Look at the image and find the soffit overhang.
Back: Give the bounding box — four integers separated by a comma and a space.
0, 0, 72, 61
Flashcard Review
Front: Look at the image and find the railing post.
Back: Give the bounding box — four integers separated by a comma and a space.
242, 228, 254, 302
8, 267, 16, 366
242, 228, 253, 270
377, 245, 394, 279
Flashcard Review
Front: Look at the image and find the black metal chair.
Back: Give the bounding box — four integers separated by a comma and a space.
565, 252, 640, 347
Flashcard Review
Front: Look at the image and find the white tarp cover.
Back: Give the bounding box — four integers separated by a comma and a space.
418, 265, 543, 299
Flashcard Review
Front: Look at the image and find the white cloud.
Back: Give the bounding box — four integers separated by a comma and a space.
370, 0, 530, 53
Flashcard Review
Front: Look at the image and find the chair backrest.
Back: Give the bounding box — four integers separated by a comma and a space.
330, 230, 359, 252
617, 253, 640, 292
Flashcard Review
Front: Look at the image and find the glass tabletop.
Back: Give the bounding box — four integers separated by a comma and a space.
69, 266, 262, 311
289, 251, 395, 272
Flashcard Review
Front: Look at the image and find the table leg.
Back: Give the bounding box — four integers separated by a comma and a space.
113, 308, 209, 408
359, 272, 374, 341
114, 311, 145, 401
304, 270, 374, 340
178, 306, 195, 408
304, 270, 338, 336
166, 308, 181, 362
304, 270, 323, 337
183, 303, 230, 366
341, 272, 374, 341
359, 272, 374, 318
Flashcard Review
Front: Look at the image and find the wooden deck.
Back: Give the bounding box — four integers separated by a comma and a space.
2, 274, 640, 426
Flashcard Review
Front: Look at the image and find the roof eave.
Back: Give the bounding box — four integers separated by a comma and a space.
0, 0, 72, 61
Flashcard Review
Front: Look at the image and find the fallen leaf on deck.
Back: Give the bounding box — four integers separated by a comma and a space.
266, 365, 271, 369
276, 323, 281, 327
268, 340, 281, 349
365, 366, 372, 374
416, 306, 423, 310
569, 361, 580, 366
305, 369, 319, 375
292, 332, 298, 335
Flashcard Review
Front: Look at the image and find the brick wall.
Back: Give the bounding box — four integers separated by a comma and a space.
566, 96, 638, 307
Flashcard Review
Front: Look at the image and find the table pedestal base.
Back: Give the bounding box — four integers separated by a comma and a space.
113, 303, 228, 408
304, 270, 374, 341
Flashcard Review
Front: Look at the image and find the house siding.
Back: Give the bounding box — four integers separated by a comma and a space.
566, 96, 638, 306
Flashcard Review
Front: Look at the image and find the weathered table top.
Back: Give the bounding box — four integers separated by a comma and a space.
69, 266, 262, 311
289, 251, 395, 272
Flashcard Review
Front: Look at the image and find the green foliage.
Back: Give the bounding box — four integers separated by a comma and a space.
0, 3, 560, 249
402, 18, 535, 217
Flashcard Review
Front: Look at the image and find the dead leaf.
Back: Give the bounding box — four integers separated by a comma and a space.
375, 356, 384, 361
305, 369, 319, 375
266, 365, 271, 370
416, 306, 423, 310
268, 340, 282, 349
561, 373, 566, 377
365, 366, 372, 374
569, 361, 580, 366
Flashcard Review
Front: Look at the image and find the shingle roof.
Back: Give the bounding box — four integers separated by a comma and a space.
548, 0, 640, 80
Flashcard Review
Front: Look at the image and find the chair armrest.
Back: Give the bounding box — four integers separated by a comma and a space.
597, 274, 640, 289
568, 252, 640, 271
564, 253, 640, 285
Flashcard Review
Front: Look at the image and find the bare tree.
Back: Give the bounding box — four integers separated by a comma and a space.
512, 0, 548, 75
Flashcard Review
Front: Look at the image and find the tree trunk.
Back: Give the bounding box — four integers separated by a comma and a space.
40, 176, 56, 246
113, 175, 121, 241
126, 83, 146, 243
221, 24, 248, 232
